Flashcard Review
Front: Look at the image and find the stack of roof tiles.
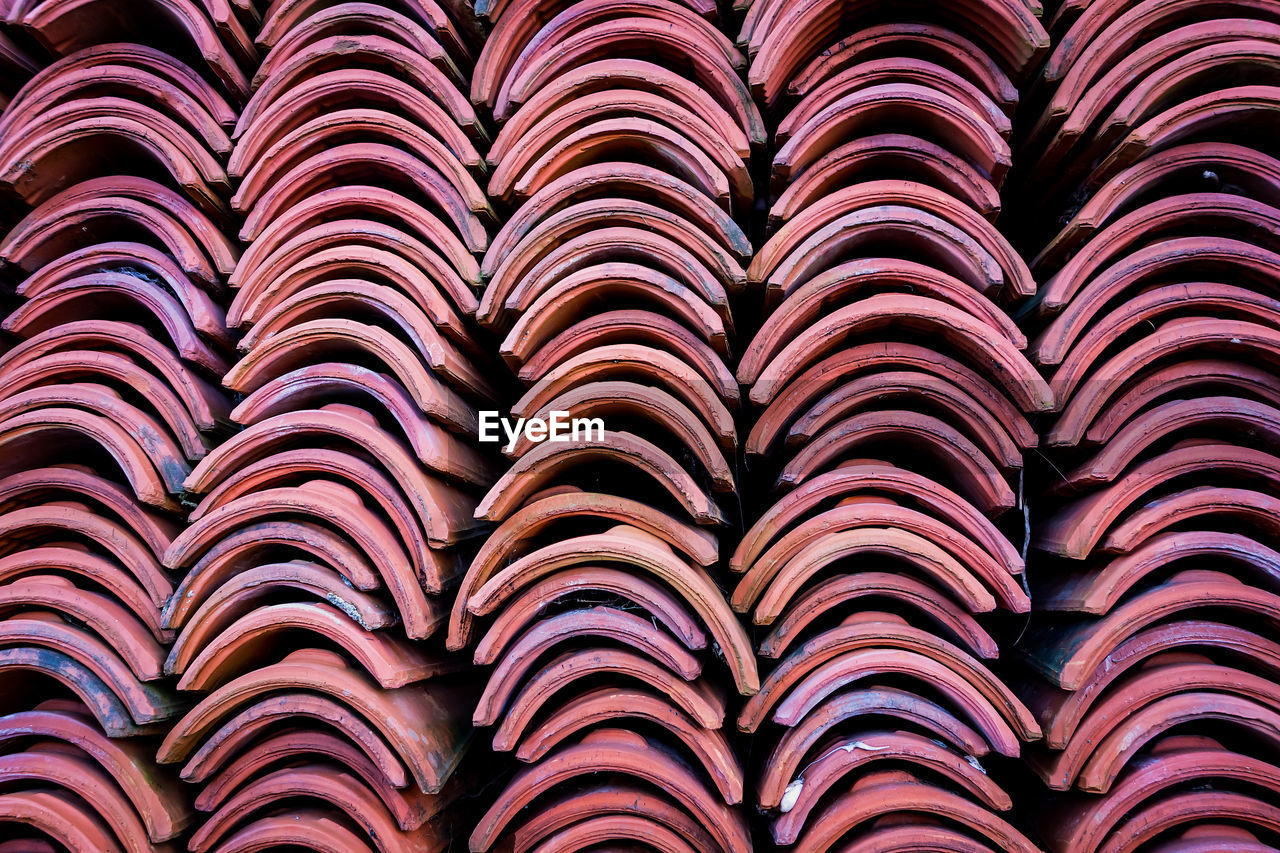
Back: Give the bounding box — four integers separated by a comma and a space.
454, 0, 761, 848
2, 0, 1280, 849
1016, 1, 1280, 849
732, 0, 1054, 849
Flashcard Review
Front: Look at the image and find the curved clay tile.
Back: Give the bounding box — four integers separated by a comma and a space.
5, 273, 229, 375
158, 648, 470, 794
0, 788, 124, 853
252, 4, 466, 86
194, 729, 455, 831
771, 85, 1011, 186
759, 687, 993, 810
473, 607, 702, 713
0, 319, 230, 430
507, 784, 722, 853
183, 406, 482, 551
469, 728, 751, 853
0, 97, 229, 210
481, 199, 746, 317
1036, 658, 1280, 791
490, 19, 751, 127
235, 143, 491, 249
228, 105, 480, 184
0, 465, 177, 558
0, 576, 163, 680
228, 240, 473, 336
0, 62, 230, 156
1036, 142, 1280, 268
16, 240, 229, 344
490, 250, 732, 346
484, 163, 751, 268
775, 409, 1018, 514
1036, 445, 1280, 558
0, 701, 190, 840
490, 60, 757, 163
187, 447, 447, 587
508, 381, 734, 489
466, 487, 718, 580
199, 811, 381, 852
231, 361, 476, 436
464, 527, 756, 692
1052, 39, 1280, 172
1055, 358, 1280, 448
229, 219, 480, 319
475, 432, 727, 524
754, 184, 1032, 295
5, 43, 236, 130
1044, 737, 1280, 852
0, 647, 157, 736
1042, 530, 1280, 616
480, 648, 723, 744
735, 500, 1015, 615
791, 21, 1016, 108
1035, 283, 1280, 377
787, 770, 1040, 853
226, 316, 495, 414
783, 370, 1027, 466
1051, 317, 1280, 426
453, 563, 709, 653
167, 561, 394, 642
516, 313, 738, 409
256, 0, 473, 61
512, 684, 741, 801
0, 744, 159, 853
770, 730, 1011, 844
163, 522, 385, 628
165, 481, 446, 638
0, 407, 181, 509
771, 133, 1001, 224
522, 813, 700, 853
231, 69, 479, 169
734, 461, 1022, 572
488, 117, 738, 207
233, 278, 482, 372
1024, 619, 1280, 749
747, 342, 1034, 458
237, 37, 478, 142
1023, 571, 1280, 690
1086, 85, 1280, 191
7, 0, 251, 99
743, 0, 1045, 87
742, 261, 1023, 376
1062, 396, 1280, 487
0, 381, 193, 474
0, 615, 180, 726
0, 181, 235, 284
175, 691, 408, 788
169, 600, 450, 689
739, 617, 1039, 740
0, 546, 165, 639
1089, 792, 1280, 853
746, 293, 1051, 413
187, 763, 446, 852
735, 521, 1019, 620
758, 570, 999, 660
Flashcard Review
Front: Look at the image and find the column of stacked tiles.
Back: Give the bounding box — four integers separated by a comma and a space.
453, 0, 762, 849
1015, 3, 1280, 849
152, 0, 498, 850
0, 0, 248, 848
733, 0, 1056, 848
